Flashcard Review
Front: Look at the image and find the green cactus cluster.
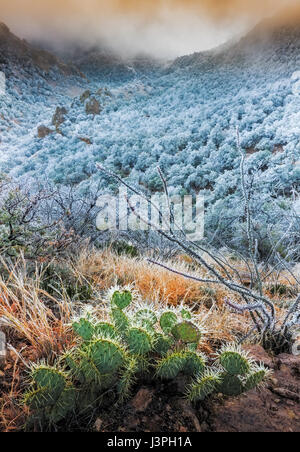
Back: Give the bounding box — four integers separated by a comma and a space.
23, 287, 271, 426
23, 364, 76, 425
216, 344, 270, 397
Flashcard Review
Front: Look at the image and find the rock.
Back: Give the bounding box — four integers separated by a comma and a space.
94, 418, 103, 432
52, 106, 67, 129
269, 377, 279, 387
85, 97, 101, 115
37, 125, 53, 138
78, 137, 92, 145
0, 331, 6, 369
272, 388, 300, 403
174, 399, 202, 432
277, 353, 300, 373
243, 344, 275, 369
130, 388, 154, 412
80, 90, 91, 103
96, 87, 112, 97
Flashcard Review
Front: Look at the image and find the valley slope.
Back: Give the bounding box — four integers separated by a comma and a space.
0, 19, 299, 243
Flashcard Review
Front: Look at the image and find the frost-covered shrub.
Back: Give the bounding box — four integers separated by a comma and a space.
1, 27, 299, 251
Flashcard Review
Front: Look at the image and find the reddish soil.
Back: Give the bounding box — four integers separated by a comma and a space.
95, 347, 300, 433
210, 349, 300, 432
1, 346, 299, 432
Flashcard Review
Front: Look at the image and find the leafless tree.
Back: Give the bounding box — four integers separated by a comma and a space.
96, 131, 300, 352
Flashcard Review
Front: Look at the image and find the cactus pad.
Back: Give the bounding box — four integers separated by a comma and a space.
49, 387, 77, 423
72, 318, 95, 341
154, 333, 174, 356
219, 350, 250, 376
160, 311, 178, 333
244, 365, 270, 391
183, 351, 206, 376
134, 309, 157, 328
187, 369, 222, 402
111, 290, 132, 310
127, 327, 153, 355
181, 308, 192, 320
89, 339, 125, 374
32, 366, 66, 397
156, 352, 186, 379
171, 321, 201, 344
219, 373, 244, 396
111, 308, 130, 334
95, 322, 117, 339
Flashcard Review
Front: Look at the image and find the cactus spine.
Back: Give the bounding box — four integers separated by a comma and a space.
24, 364, 76, 424
23, 287, 270, 427
171, 321, 201, 344
217, 344, 270, 397
187, 368, 222, 402
160, 311, 178, 333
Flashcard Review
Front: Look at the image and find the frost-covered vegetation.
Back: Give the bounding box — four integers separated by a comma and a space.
1, 22, 299, 250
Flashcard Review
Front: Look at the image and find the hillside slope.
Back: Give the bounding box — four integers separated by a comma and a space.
0, 22, 81, 76
0, 19, 299, 244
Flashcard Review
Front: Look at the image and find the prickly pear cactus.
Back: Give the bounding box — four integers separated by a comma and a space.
154, 333, 174, 356
172, 321, 201, 344
111, 307, 130, 334
134, 309, 157, 329
23, 286, 271, 428
217, 344, 270, 397
23, 364, 76, 424
94, 322, 118, 339
244, 364, 270, 391
88, 338, 126, 374
72, 317, 95, 341
180, 308, 192, 320
182, 351, 206, 376
156, 351, 186, 379
187, 368, 222, 402
117, 357, 138, 401
219, 373, 244, 396
218, 344, 251, 376
32, 365, 66, 396
160, 311, 178, 333
111, 289, 132, 310
127, 327, 153, 355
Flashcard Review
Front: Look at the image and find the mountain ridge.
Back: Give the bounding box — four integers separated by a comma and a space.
0, 22, 81, 77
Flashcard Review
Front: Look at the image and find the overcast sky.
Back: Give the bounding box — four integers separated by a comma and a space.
0, 0, 297, 58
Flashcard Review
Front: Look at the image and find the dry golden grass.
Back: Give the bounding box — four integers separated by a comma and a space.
75, 248, 251, 344
0, 258, 76, 432
0, 259, 74, 362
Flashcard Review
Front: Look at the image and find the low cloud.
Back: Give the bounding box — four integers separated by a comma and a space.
0, 0, 298, 58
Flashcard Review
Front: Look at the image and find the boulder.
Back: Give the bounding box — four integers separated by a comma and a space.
80, 90, 91, 103
85, 97, 101, 115
130, 388, 154, 412
52, 106, 67, 129
37, 125, 53, 138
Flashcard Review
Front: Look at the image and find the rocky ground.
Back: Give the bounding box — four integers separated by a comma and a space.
93, 346, 300, 433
